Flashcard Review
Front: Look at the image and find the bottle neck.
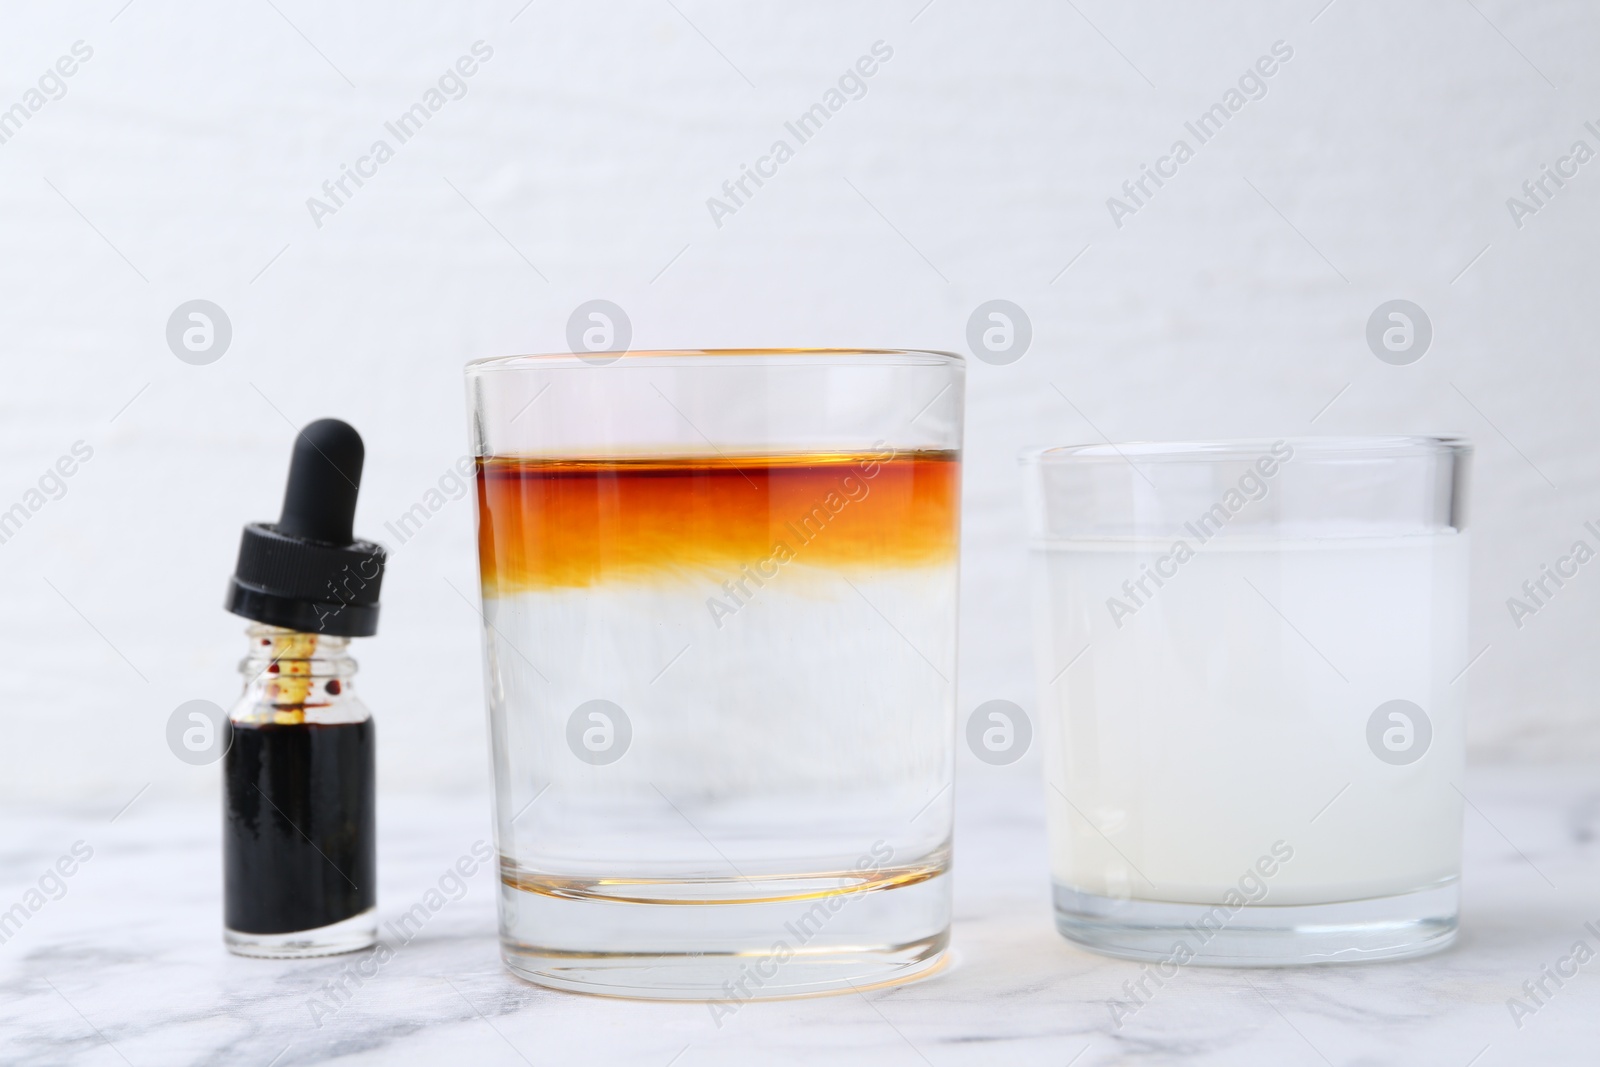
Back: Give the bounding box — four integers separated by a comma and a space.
236, 623, 364, 725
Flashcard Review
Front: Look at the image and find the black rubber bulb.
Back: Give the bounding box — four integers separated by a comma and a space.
276, 419, 364, 546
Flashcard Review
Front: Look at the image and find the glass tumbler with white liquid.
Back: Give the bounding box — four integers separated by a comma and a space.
1023, 437, 1472, 965
467, 350, 963, 999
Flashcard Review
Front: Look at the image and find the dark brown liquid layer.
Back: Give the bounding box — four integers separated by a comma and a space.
475, 451, 960, 594
223, 719, 375, 935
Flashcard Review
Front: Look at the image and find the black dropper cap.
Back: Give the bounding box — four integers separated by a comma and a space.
225, 419, 386, 637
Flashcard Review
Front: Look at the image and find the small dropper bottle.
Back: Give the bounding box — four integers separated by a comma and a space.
221, 419, 386, 958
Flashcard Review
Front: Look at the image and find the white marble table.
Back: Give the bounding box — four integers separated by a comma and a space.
1, 766, 1595, 1066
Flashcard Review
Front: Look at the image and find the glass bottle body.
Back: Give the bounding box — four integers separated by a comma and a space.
223, 624, 377, 958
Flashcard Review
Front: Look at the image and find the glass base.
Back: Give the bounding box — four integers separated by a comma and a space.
225, 907, 378, 959
499, 869, 950, 1001
1053, 882, 1458, 966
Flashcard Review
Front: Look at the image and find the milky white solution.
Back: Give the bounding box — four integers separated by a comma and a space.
1033, 533, 1467, 907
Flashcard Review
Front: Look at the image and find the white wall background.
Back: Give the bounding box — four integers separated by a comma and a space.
0, 0, 1595, 803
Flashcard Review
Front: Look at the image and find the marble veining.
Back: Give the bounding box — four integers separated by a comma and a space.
0, 769, 1595, 1066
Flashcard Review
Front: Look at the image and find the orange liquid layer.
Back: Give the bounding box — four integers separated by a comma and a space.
476, 451, 960, 594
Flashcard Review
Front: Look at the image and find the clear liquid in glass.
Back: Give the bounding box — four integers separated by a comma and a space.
475, 450, 959, 998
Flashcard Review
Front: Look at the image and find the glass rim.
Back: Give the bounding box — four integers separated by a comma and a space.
1019, 435, 1472, 465
466, 348, 964, 373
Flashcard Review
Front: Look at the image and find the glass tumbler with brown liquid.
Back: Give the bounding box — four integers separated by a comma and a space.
466, 349, 963, 1000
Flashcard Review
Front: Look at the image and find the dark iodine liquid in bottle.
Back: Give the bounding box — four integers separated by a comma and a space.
223, 718, 376, 935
